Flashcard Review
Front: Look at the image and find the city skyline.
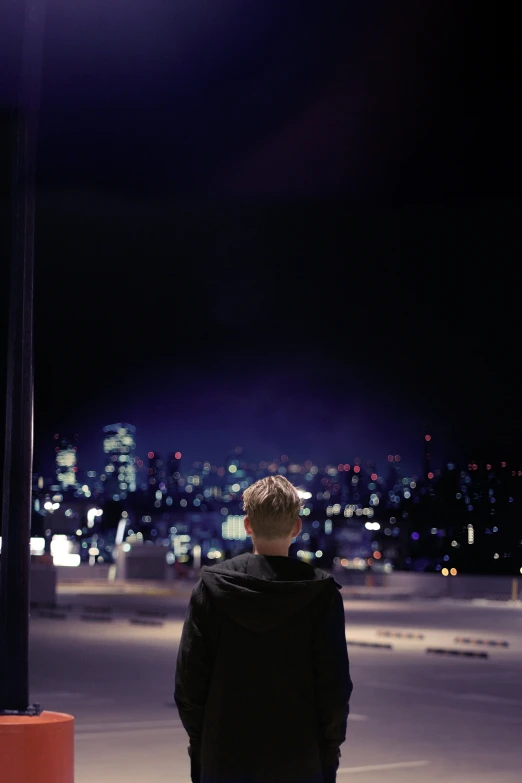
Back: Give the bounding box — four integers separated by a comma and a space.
29, 413, 522, 578
36, 413, 444, 484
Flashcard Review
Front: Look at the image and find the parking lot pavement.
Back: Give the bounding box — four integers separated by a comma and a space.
29, 597, 522, 783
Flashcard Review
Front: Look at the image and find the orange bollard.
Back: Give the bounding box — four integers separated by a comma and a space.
0, 711, 74, 783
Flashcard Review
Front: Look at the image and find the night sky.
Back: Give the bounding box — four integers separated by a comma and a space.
1, 1, 515, 477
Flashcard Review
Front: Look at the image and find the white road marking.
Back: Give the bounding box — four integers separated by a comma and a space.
370, 681, 522, 708
76, 719, 183, 733
339, 760, 430, 774
32, 692, 83, 699
76, 726, 186, 740
33, 693, 116, 706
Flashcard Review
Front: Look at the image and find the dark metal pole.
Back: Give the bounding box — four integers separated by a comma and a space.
0, 0, 46, 715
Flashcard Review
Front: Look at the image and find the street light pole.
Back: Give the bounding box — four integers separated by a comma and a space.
0, 0, 46, 715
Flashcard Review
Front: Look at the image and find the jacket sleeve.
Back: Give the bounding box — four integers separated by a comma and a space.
174, 580, 217, 753
311, 586, 353, 771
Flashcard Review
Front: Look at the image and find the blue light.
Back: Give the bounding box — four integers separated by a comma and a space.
411, 532, 420, 541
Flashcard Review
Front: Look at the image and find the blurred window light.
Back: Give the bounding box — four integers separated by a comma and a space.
53, 554, 80, 567
29, 537, 45, 555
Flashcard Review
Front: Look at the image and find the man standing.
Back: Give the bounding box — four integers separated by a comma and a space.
175, 475, 353, 783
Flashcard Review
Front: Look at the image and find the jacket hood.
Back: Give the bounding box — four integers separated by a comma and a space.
200, 552, 342, 634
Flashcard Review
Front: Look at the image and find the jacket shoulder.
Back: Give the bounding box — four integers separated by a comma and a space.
203, 553, 250, 574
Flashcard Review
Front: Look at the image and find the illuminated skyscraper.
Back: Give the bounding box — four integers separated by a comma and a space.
54, 433, 79, 491
102, 423, 137, 500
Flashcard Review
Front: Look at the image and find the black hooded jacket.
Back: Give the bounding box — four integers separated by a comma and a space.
174, 552, 353, 783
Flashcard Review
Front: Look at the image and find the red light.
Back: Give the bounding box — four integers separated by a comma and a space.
175, 451, 182, 460
373, 551, 382, 559
338, 464, 344, 471
395, 455, 401, 462
148, 452, 154, 459
54, 433, 59, 439
486, 464, 492, 470
354, 465, 361, 474
425, 434, 431, 442
344, 464, 350, 471
388, 455, 394, 462
371, 473, 378, 481
428, 471, 434, 480
501, 461, 507, 468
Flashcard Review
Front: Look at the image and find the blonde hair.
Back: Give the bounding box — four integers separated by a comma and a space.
242, 475, 301, 540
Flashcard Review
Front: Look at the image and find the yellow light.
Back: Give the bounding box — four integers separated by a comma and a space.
441, 568, 449, 576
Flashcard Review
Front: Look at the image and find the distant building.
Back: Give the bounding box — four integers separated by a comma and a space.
424, 432, 434, 481
222, 447, 252, 505
54, 433, 79, 491
102, 423, 137, 500
168, 452, 182, 484
147, 451, 167, 504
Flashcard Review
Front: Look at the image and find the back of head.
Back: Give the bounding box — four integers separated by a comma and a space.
242, 475, 301, 541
